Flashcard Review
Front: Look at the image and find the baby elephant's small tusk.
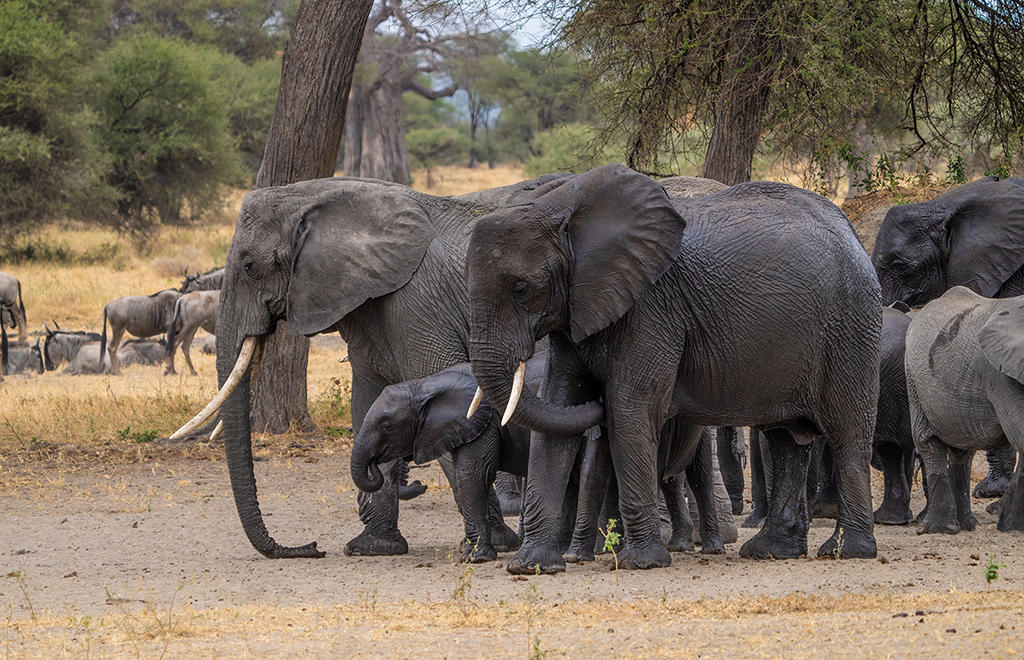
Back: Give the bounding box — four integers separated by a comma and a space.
467, 386, 484, 419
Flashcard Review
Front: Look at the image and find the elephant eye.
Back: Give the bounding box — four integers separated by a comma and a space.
510, 280, 533, 301
380, 421, 393, 435
243, 260, 254, 272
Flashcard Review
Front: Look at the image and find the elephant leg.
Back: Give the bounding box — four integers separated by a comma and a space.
566, 428, 612, 563
684, 434, 725, 554
451, 452, 499, 563
494, 471, 523, 517
974, 446, 1016, 499
950, 448, 979, 531
873, 443, 915, 525
818, 428, 877, 558
810, 440, 839, 519
345, 375, 407, 556
743, 428, 770, 528
717, 426, 745, 515
915, 435, 960, 535
665, 474, 695, 553
710, 437, 739, 544
997, 458, 1024, 531
487, 482, 521, 553
740, 429, 811, 559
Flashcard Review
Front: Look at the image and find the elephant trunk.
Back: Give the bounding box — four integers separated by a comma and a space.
469, 343, 603, 436
218, 328, 325, 559
350, 450, 385, 493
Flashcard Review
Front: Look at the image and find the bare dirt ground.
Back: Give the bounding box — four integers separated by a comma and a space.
3, 436, 1024, 659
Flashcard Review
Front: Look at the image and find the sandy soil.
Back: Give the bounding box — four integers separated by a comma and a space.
3, 440, 1024, 659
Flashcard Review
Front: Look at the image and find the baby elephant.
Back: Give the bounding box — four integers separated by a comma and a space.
350, 361, 538, 563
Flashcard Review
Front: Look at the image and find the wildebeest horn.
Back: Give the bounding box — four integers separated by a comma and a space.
170, 336, 259, 440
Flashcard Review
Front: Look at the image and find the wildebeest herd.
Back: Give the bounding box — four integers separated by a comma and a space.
0, 266, 222, 379
5, 167, 1024, 575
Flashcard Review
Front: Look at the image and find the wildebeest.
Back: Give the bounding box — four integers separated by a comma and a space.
165, 290, 218, 376
0, 272, 27, 343
63, 339, 166, 375
100, 289, 180, 375
179, 267, 224, 294
43, 325, 102, 371
3, 339, 43, 375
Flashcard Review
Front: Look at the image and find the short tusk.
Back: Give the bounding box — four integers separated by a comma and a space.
501, 361, 526, 426
170, 336, 257, 440
467, 386, 484, 419
209, 420, 224, 442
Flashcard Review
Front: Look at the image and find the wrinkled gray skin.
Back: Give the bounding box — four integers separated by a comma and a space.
180, 267, 225, 294
466, 164, 881, 573
215, 175, 567, 560
872, 175, 1024, 498
0, 272, 27, 344
3, 338, 42, 375
165, 290, 219, 376
905, 287, 1024, 534
716, 426, 747, 515
101, 289, 180, 375
42, 328, 101, 371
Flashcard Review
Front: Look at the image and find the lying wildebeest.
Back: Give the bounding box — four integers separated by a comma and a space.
100, 289, 180, 375
64, 338, 166, 375
43, 325, 102, 371
3, 339, 43, 375
0, 272, 27, 344
179, 266, 224, 294
165, 290, 218, 376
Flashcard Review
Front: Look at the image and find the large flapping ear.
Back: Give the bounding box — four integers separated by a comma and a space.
287, 181, 435, 336
536, 164, 687, 342
944, 177, 1024, 297
412, 370, 494, 465
979, 297, 1024, 385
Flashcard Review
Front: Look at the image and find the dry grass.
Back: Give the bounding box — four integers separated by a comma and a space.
408, 164, 527, 196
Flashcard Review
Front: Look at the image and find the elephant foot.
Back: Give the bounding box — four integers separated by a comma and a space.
507, 544, 566, 575
873, 502, 914, 526
730, 498, 744, 516
987, 499, 1003, 515
741, 508, 766, 529
461, 538, 498, 563
699, 537, 726, 555
398, 480, 427, 501
490, 521, 522, 553
343, 528, 409, 556
915, 512, 960, 535
563, 544, 595, 563
617, 544, 672, 570
974, 474, 1011, 499
666, 534, 695, 553
958, 510, 979, 532
817, 529, 876, 559
739, 527, 807, 560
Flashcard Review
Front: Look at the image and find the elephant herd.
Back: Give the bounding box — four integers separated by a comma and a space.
0, 267, 223, 378
161, 167, 1022, 573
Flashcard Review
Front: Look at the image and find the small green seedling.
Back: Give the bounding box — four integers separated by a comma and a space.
984, 555, 1005, 588
600, 518, 622, 584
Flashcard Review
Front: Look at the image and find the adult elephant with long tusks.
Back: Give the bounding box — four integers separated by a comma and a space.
465, 164, 881, 573
173, 175, 572, 560
872, 175, 1024, 498
100, 289, 180, 375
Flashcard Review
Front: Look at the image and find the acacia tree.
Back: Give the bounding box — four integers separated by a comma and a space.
342, 0, 468, 184
560, 0, 1024, 184
248, 0, 374, 433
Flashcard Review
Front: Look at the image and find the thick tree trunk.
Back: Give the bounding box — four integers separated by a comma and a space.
700, 1, 774, 186
342, 81, 411, 184
250, 0, 374, 434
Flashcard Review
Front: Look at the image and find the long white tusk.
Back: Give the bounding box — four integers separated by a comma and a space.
170, 336, 257, 440
210, 420, 224, 442
501, 361, 526, 426
467, 386, 484, 419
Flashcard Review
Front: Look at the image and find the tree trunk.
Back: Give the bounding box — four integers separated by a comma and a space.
342, 80, 411, 184
250, 0, 375, 434
700, 2, 774, 186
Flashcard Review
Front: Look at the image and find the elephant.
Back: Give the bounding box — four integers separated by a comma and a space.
0, 272, 27, 344
464, 164, 881, 573
904, 286, 1024, 534
165, 290, 219, 376
872, 175, 1024, 498
100, 289, 180, 375
176, 174, 575, 560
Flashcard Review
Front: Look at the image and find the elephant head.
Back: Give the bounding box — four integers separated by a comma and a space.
871, 176, 1024, 306
465, 163, 685, 434
182, 178, 438, 559
350, 367, 493, 492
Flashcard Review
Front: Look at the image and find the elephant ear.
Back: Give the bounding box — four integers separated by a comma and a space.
538, 164, 687, 342
945, 177, 1024, 297
979, 298, 1024, 385
287, 181, 435, 336
412, 370, 494, 465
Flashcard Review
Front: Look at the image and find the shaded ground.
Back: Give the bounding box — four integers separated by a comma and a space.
3, 439, 1023, 658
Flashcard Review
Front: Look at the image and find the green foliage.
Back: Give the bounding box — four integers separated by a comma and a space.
89, 34, 247, 238
310, 376, 351, 430
984, 555, 1005, 588
524, 123, 617, 177
599, 517, 621, 584
407, 128, 468, 174
946, 154, 967, 185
